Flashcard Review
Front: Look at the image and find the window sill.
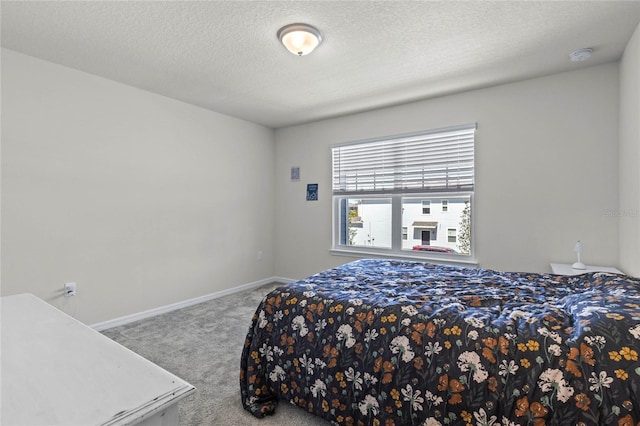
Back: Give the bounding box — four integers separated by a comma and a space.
329, 248, 479, 267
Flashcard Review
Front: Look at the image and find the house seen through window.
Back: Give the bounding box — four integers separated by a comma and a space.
332, 124, 475, 259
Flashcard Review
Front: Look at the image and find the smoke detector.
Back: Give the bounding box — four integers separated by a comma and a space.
569, 48, 593, 62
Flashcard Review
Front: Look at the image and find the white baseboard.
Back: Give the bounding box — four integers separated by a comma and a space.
91, 276, 296, 331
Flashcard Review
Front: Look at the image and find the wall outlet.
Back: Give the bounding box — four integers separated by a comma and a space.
64, 282, 76, 297
257, 251, 263, 261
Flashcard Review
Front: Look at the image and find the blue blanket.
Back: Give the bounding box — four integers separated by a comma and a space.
241, 259, 640, 425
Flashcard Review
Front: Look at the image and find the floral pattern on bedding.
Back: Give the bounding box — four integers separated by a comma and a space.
240, 259, 640, 426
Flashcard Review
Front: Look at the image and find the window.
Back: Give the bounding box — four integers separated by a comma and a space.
332, 124, 475, 260
422, 200, 431, 214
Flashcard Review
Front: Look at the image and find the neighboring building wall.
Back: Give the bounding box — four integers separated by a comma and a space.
402, 198, 464, 252
349, 200, 392, 248
401, 198, 467, 252
347, 197, 467, 253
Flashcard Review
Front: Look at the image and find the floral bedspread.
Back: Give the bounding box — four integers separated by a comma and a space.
240, 259, 640, 425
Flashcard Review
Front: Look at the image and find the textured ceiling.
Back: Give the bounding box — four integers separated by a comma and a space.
2, 1, 639, 128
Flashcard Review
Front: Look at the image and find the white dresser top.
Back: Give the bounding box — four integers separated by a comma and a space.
1, 293, 195, 426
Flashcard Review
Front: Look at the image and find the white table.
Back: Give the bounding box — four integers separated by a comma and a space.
1, 293, 195, 426
550, 262, 623, 276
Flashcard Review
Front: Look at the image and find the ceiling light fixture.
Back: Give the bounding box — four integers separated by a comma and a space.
277, 23, 323, 56
569, 48, 593, 62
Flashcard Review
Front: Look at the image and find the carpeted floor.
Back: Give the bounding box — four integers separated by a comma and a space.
102, 282, 330, 426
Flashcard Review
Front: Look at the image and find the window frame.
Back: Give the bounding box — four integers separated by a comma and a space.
447, 228, 457, 243
330, 124, 477, 265
422, 200, 431, 215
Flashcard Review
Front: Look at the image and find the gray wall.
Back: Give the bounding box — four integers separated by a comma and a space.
274, 63, 621, 280
1, 49, 276, 324
619, 22, 640, 277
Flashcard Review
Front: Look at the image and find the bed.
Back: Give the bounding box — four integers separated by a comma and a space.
240, 259, 640, 425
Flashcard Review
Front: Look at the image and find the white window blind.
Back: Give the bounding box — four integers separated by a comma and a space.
332, 124, 475, 195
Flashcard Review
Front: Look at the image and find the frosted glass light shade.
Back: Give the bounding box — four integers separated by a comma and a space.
278, 23, 323, 56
